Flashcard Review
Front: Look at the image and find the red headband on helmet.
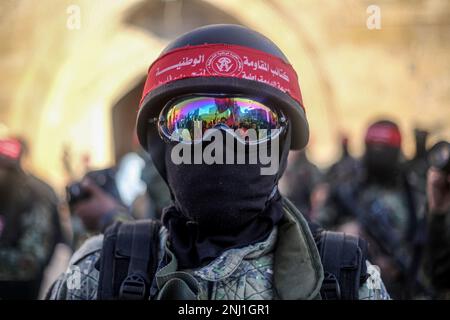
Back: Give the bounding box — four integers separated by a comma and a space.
140, 44, 304, 110
0, 138, 22, 161
365, 124, 402, 148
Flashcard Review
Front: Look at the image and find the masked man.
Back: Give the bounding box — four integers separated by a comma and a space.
315, 120, 425, 299
48, 24, 388, 300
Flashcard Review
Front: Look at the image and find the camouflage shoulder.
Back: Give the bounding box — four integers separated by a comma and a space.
358, 260, 391, 300
69, 234, 104, 265
47, 235, 103, 300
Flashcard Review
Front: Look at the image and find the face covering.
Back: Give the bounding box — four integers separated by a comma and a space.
161, 128, 291, 269
363, 145, 401, 186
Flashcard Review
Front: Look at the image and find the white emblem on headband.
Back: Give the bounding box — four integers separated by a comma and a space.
206, 50, 243, 76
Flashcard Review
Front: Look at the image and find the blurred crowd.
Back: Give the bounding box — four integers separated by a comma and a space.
0, 119, 449, 300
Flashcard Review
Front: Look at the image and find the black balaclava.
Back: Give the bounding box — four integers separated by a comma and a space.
364, 145, 400, 185
161, 127, 291, 269
363, 120, 402, 186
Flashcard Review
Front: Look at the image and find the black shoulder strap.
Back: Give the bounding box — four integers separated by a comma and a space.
312, 226, 369, 300
97, 219, 161, 300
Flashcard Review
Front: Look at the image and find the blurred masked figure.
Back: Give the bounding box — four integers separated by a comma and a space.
0, 138, 62, 299
279, 150, 322, 220
314, 120, 426, 299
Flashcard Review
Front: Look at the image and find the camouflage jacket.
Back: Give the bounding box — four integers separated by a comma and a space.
48, 199, 390, 300
0, 175, 59, 281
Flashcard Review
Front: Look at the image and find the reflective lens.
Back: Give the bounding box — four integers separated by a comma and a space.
158, 96, 286, 144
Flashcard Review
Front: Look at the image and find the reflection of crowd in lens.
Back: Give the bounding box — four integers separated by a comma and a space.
172, 101, 280, 142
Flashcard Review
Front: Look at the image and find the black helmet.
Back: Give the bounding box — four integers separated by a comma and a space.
136, 24, 309, 152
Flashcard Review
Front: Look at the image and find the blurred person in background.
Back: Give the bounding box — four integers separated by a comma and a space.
325, 136, 360, 190
423, 141, 450, 298
65, 139, 170, 241
124, 134, 172, 220
313, 120, 426, 299
0, 137, 62, 299
404, 129, 430, 221
140, 152, 172, 219
63, 139, 148, 248
311, 136, 362, 229
405, 129, 430, 194
279, 149, 323, 220
67, 168, 129, 234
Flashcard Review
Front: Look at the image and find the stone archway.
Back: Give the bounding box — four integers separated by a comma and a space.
110, 0, 244, 163
111, 79, 145, 163
124, 0, 242, 39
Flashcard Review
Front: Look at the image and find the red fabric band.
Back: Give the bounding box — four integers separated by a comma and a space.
140, 44, 304, 109
365, 125, 402, 148
0, 139, 22, 161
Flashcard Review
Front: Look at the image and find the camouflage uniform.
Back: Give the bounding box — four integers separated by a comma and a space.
0, 174, 61, 298
0, 202, 56, 280
316, 174, 424, 299
48, 201, 389, 300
